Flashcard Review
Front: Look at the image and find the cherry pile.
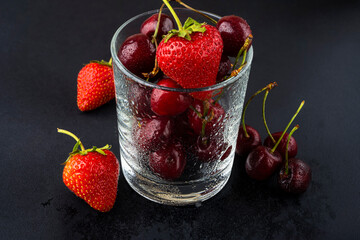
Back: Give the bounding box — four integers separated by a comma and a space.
236, 83, 311, 194
117, 0, 253, 181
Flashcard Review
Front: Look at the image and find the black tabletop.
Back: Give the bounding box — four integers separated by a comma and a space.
1, 0, 360, 239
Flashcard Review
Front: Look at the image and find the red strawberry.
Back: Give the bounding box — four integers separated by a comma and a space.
77, 60, 115, 111
156, 13, 223, 100
58, 129, 120, 212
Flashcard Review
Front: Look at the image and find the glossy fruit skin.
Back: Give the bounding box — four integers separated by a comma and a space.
278, 158, 311, 194
193, 136, 231, 162
216, 55, 231, 82
140, 13, 175, 43
63, 150, 120, 212
156, 25, 223, 99
149, 142, 186, 180
118, 33, 156, 77
151, 78, 193, 116
245, 146, 282, 180
187, 99, 225, 136
128, 82, 153, 118
264, 132, 298, 159
77, 62, 115, 111
216, 15, 252, 57
133, 116, 173, 152
236, 124, 262, 157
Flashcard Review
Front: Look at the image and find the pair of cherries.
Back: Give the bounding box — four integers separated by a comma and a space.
236, 83, 311, 194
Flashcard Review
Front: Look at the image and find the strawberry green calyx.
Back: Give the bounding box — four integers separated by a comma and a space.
89, 59, 112, 67
57, 128, 111, 164
162, 0, 206, 42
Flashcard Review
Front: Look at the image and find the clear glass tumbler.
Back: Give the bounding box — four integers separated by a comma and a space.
110, 8, 253, 205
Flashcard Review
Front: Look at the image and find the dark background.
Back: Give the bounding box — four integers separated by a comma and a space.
1, 0, 359, 239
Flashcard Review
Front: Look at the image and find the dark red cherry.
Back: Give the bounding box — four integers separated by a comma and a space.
118, 33, 156, 77
151, 78, 193, 116
221, 144, 232, 161
264, 132, 298, 159
128, 82, 153, 118
278, 158, 311, 194
140, 13, 175, 43
192, 135, 231, 162
173, 113, 196, 147
216, 15, 252, 57
133, 116, 173, 152
187, 99, 225, 136
149, 141, 186, 180
236, 124, 261, 157
245, 145, 282, 180
216, 55, 231, 82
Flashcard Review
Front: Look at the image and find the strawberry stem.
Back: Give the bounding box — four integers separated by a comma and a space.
162, 0, 183, 30
241, 82, 277, 138
57, 128, 85, 152
270, 100, 305, 154
263, 90, 276, 143
285, 125, 299, 176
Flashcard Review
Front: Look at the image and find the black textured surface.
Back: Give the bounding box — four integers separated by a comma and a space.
1, 0, 360, 239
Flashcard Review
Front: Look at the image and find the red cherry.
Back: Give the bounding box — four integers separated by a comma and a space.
118, 33, 155, 78
278, 158, 311, 194
216, 15, 252, 57
128, 82, 153, 118
173, 113, 197, 147
187, 99, 225, 136
151, 78, 193, 116
245, 145, 282, 180
140, 13, 175, 43
236, 124, 261, 157
264, 132, 298, 159
192, 135, 231, 162
133, 116, 173, 152
149, 141, 186, 180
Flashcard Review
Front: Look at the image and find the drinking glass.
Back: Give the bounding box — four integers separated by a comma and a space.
110, 8, 253, 205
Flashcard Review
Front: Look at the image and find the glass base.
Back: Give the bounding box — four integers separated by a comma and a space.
121, 156, 233, 206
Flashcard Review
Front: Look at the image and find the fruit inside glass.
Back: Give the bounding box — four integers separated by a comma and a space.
110, 8, 253, 205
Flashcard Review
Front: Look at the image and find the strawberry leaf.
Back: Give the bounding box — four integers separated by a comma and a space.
163, 17, 206, 43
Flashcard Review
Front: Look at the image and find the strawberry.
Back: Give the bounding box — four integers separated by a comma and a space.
77, 59, 115, 111
156, 1, 223, 100
58, 129, 120, 212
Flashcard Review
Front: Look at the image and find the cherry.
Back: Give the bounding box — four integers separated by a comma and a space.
279, 158, 311, 194
173, 112, 196, 147
236, 82, 277, 157
128, 82, 153, 119
118, 33, 156, 78
236, 124, 261, 156
140, 13, 175, 43
245, 101, 305, 180
192, 136, 229, 162
216, 15, 252, 57
151, 78, 193, 116
149, 141, 186, 180
216, 55, 231, 82
264, 132, 298, 159
133, 116, 173, 152
278, 125, 311, 193
245, 145, 282, 180
187, 99, 225, 136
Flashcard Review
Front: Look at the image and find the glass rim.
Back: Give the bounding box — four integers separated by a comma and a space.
110, 8, 254, 93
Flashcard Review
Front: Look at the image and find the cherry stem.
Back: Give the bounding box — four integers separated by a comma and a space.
231, 34, 253, 72
175, 0, 218, 24
163, 0, 183, 30
152, 3, 165, 43
285, 124, 299, 176
241, 82, 277, 138
270, 100, 305, 154
263, 90, 276, 143
57, 128, 85, 152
